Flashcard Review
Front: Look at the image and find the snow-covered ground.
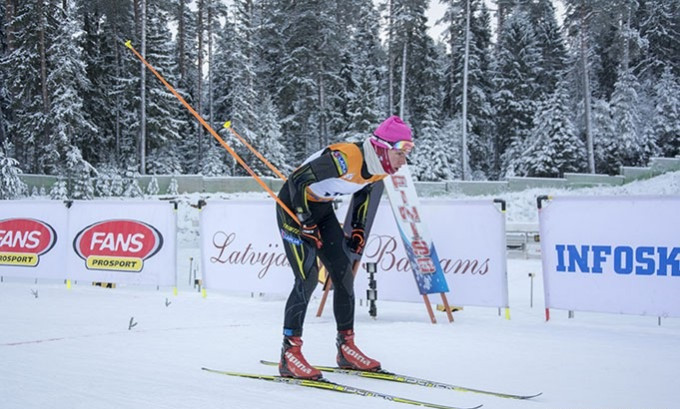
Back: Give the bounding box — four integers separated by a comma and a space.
1, 171, 679, 409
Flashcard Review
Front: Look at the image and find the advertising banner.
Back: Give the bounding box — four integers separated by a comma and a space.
539, 195, 680, 317
66, 201, 177, 286
0, 201, 68, 279
382, 166, 449, 295
201, 199, 508, 307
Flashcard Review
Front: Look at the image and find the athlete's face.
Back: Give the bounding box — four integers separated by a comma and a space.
388, 149, 408, 172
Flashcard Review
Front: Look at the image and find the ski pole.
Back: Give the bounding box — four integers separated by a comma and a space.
124, 40, 300, 224
223, 121, 287, 181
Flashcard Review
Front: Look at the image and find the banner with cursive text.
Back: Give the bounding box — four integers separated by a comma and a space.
200, 199, 508, 308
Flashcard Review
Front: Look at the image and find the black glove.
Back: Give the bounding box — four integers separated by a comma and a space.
300, 223, 322, 249
348, 225, 365, 255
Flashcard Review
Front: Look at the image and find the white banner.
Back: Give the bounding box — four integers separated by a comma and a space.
0, 200, 68, 279
66, 201, 177, 286
201, 199, 508, 307
539, 195, 680, 317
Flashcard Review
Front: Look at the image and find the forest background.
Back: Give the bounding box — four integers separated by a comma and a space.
0, 0, 678, 200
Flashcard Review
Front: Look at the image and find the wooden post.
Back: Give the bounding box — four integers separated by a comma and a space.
439, 292, 454, 322
422, 294, 437, 323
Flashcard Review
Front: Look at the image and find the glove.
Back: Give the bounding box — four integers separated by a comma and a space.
300, 223, 322, 249
348, 225, 365, 255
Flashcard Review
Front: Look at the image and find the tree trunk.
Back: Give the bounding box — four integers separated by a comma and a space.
318, 66, 327, 148
580, 4, 595, 173
387, 0, 394, 116
461, 0, 471, 180
399, 41, 407, 119
197, 0, 204, 170
38, 0, 49, 173
139, 0, 146, 174
5, 0, 14, 50
178, 0, 186, 80
207, 0, 213, 128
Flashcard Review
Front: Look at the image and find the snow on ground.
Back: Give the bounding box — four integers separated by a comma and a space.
1, 172, 679, 409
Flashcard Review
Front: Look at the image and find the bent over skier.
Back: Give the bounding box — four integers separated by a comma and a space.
276, 116, 415, 379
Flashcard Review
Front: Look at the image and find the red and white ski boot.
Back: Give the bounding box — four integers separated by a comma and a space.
336, 329, 381, 371
279, 336, 322, 380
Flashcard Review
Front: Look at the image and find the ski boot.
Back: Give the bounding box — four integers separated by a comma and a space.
336, 329, 381, 371
279, 336, 322, 380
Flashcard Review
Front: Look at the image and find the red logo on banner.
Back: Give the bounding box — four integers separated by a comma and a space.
73, 220, 163, 272
0, 218, 57, 267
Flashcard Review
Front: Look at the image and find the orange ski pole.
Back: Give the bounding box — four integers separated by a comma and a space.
124, 40, 299, 224
223, 121, 287, 182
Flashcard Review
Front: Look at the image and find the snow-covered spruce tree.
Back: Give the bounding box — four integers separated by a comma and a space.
123, 161, 144, 198
441, 0, 495, 179
610, 68, 656, 167
650, 66, 680, 157
167, 177, 179, 195
491, 8, 542, 177
518, 81, 586, 177
591, 98, 619, 175
413, 116, 461, 181
45, 1, 98, 180
269, 0, 344, 160
636, 0, 680, 80
147, 176, 159, 196
227, 0, 265, 175
0, 141, 27, 199
1, 0, 60, 172
201, 142, 228, 176
64, 145, 96, 200
49, 179, 68, 200
337, 0, 383, 142
527, 0, 568, 98
254, 93, 291, 177
144, 0, 184, 175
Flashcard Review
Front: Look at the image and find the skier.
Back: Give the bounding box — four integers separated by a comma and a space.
275, 116, 415, 379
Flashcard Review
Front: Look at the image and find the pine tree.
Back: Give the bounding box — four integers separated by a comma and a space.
45, 0, 98, 178
528, 0, 568, 97
144, 0, 184, 175
441, 0, 494, 178
637, 0, 680, 80
147, 176, 159, 195
1, 0, 59, 172
592, 98, 620, 175
519, 81, 586, 177
50, 179, 68, 200
337, 0, 384, 141
0, 140, 26, 199
491, 8, 542, 177
412, 116, 461, 181
610, 68, 656, 167
651, 66, 680, 157
65, 145, 95, 200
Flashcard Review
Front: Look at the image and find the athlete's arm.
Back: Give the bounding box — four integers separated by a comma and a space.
288, 150, 344, 223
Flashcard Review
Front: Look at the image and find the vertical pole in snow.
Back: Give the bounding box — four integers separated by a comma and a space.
423, 294, 436, 324
139, 0, 146, 174
399, 42, 407, 118
461, 0, 471, 180
440, 293, 454, 322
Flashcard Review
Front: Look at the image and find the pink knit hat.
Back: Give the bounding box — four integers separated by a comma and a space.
369, 116, 414, 175
373, 115, 413, 145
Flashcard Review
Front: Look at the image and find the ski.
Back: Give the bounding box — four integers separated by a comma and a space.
202, 367, 482, 409
260, 360, 541, 400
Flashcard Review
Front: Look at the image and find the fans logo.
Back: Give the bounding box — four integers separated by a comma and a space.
0, 218, 57, 267
73, 220, 163, 272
